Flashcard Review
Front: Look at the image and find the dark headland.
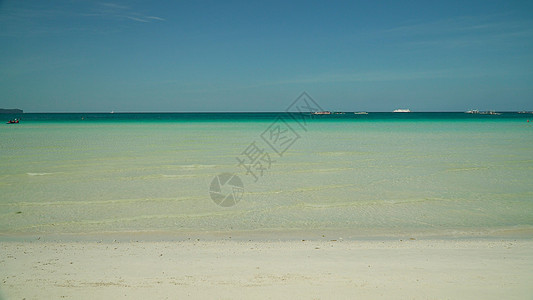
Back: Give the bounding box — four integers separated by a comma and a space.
0, 108, 23, 114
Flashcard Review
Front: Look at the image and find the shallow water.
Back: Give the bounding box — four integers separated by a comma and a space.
1, 113, 532, 237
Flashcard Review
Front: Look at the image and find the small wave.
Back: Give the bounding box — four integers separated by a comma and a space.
179, 164, 217, 170
0, 196, 204, 207
119, 173, 210, 180
318, 151, 369, 156
445, 167, 490, 172
27, 172, 54, 176
14, 210, 247, 231
288, 167, 354, 174
161, 174, 196, 178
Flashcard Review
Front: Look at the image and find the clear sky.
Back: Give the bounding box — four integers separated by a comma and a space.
1, 0, 532, 112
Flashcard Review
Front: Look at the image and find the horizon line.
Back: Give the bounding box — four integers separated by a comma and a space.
7, 110, 533, 114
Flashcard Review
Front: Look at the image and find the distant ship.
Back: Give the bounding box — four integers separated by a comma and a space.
311, 111, 331, 115
466, 109, 501, 115
0, 108, 23, 114
354, 112, 368, 115
479, 110, 501, 115
393, 109, 411, 113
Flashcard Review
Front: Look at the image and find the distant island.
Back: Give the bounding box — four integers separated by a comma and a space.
0, 108, 23, 114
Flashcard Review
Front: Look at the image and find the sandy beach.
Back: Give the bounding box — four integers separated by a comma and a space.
1, 237, 532, 299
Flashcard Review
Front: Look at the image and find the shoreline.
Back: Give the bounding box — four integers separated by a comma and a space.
2, 225, 533, 242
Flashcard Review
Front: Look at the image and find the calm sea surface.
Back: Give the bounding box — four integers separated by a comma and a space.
1, 113, 532, 237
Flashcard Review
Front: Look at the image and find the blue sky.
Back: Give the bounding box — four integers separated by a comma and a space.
1, 0, 532, 112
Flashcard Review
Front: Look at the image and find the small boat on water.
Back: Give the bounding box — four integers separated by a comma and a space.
466, 110, 501, 115
479, 110, 501, 115
354, 112, 368, 115
311, 111, 331, 115
6, 119, 19, 124
393, 109, 411, 113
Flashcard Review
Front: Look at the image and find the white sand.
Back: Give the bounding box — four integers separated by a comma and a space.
1, 238, 532, 299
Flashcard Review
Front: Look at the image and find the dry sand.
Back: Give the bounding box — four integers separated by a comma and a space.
1, 237, 532, 299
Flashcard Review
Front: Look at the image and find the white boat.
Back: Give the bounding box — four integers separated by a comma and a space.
354, 112, 368, 115
311, 111, 331, 115
479, 110, 501, 115
465, 110, 479, 114
393, 109, 411, 113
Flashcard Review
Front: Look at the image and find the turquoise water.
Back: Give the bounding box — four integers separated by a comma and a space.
1, 113, 532, 237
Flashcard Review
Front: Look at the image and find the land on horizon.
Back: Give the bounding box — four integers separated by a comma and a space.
0, 108, 23, 114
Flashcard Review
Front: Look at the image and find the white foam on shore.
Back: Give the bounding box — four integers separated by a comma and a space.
26, 172, 54, 176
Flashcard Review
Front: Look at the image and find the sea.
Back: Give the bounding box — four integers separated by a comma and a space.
1, 112, 532, 238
